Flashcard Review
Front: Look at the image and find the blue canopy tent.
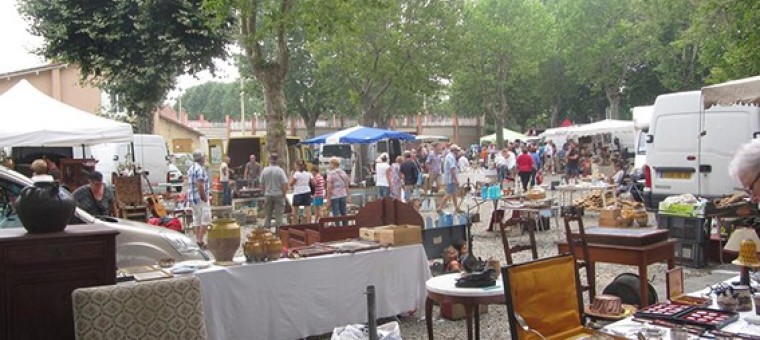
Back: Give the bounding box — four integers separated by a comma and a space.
303, 126, 415, 185
303, 125, 416, 145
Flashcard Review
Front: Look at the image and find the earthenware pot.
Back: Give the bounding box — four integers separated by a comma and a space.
207, 218, 241, 262
15, 182, 75, 233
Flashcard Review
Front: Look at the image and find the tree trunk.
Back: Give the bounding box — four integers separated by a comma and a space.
605, 87, 621, 120
257, 71, 288, 170
133, 110, 153, 134
549, 100, 560, 128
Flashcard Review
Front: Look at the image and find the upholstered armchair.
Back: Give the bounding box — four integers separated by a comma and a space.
502, 255, 588, 339
72, 277, 206, 340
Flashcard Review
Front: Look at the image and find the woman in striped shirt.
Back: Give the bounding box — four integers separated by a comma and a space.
310, 166, 325, 222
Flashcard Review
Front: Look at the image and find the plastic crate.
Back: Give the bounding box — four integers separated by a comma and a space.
422, 224, 467, 260
674, 239, 706, 268
656, 214, 710, 243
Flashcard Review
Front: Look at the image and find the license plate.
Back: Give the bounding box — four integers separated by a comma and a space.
661, 171, 691, 179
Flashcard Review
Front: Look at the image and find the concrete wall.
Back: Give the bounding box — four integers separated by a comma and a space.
0, 64, 101, 114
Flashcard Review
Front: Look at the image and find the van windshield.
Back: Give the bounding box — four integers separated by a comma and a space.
636, 131, 647, 155
322, 144, 352, 159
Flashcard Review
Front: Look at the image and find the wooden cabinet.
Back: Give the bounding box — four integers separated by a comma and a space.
0, 225, 117, 340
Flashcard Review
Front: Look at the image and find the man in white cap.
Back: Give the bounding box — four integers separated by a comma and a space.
437, 144, 463, 213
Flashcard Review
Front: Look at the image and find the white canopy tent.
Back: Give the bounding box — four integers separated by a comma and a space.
0, 80, 133, 147
538, 119, 634, 150
479, 128, 530, 143
564, 119, 634, 138
702, 75, 760, 108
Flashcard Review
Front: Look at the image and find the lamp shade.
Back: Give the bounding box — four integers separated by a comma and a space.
724, 227, 760, 252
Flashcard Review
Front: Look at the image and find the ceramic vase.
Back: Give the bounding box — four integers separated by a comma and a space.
207, 218, 241, 262
266, 239, 282, 261
15, 182, 75, 233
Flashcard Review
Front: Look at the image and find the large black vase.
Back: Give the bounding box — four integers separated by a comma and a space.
15, 182, 76, 233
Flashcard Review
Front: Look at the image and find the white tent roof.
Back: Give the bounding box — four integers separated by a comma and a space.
538, 126, 577, 140
702, 75, 760, 108
566, 119, 634, 137
0, 80, 133, 147
479, 128, 529, 143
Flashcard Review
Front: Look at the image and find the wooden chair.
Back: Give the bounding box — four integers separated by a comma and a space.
111, 173, 149, 221
499, 217, 539, 265
487, 208, 505, 232
562, 214, 596, 303
502, 255, 589, 339
72, 277, 206, 340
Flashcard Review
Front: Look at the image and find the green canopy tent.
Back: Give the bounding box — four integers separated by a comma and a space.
479, 128, 530, 144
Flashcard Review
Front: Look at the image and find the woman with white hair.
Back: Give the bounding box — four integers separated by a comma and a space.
729, 139, 760, 202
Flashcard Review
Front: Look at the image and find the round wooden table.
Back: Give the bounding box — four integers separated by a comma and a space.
425, 273, 505, 340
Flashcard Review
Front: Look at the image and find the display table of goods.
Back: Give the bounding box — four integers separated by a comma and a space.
603, 276, 760, 339
192, 244, 431, 340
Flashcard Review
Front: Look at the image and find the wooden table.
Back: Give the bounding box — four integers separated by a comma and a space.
425, 273, 504, 340
556, 239, 676, 307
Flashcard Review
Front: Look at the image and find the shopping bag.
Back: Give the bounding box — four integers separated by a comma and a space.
331, 321, 401, 340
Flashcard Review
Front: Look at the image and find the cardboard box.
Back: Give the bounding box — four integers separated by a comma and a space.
598, 217, 632, 228
599, 208, 621, 220
359, 225, 422, 246
440, 302, 488, 320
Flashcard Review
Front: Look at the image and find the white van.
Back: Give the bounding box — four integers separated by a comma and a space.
318, 143, 354, 174
643, 91, 760, 209
632, 105, 653, 172
91, 134, 171, 191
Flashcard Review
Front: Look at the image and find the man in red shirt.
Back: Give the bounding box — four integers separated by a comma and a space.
516, 148, 535, 192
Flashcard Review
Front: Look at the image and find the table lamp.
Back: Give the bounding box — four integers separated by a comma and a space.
723, 227, 760, 286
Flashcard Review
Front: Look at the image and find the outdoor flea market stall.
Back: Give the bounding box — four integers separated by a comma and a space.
0, 79, 133, 191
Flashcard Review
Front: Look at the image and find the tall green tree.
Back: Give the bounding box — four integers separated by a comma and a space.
19, 0, 233, 133
176, 81, 264, 121
451, 0, 551, 147
284, 29, 345, 138
640, 0, 706, 91
690, 0, 760, 83
311, 0, 462, 128
556, 0, 654, 119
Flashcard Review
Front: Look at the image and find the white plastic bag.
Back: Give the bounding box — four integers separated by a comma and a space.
331, 321, 402, 340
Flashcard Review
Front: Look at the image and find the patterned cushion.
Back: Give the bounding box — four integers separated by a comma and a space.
72, 277, 206, 340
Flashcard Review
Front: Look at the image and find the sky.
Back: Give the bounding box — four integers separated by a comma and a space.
0, 0, 239, 99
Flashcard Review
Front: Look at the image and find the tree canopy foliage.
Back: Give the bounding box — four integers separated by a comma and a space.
21, 0, 760, 142
19, 0, 233, 133
176, 81, 264, 121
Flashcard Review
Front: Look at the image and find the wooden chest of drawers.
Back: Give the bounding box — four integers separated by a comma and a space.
0, 225, 118, 340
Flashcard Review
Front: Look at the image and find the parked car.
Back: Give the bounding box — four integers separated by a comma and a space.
0, 166, 210, 268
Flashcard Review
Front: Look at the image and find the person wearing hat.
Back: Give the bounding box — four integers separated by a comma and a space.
186, 150, 211, 248
729, 139, 760, 202
260, 153, 288, 231
437, 144, 463, 213
72, 171, 116, 217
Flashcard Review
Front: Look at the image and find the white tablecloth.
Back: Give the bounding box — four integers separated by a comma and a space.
196, 244, 431, 340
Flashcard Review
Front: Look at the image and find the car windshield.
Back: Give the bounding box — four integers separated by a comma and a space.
322, 144, 352, 159
636, 130, 647, 155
